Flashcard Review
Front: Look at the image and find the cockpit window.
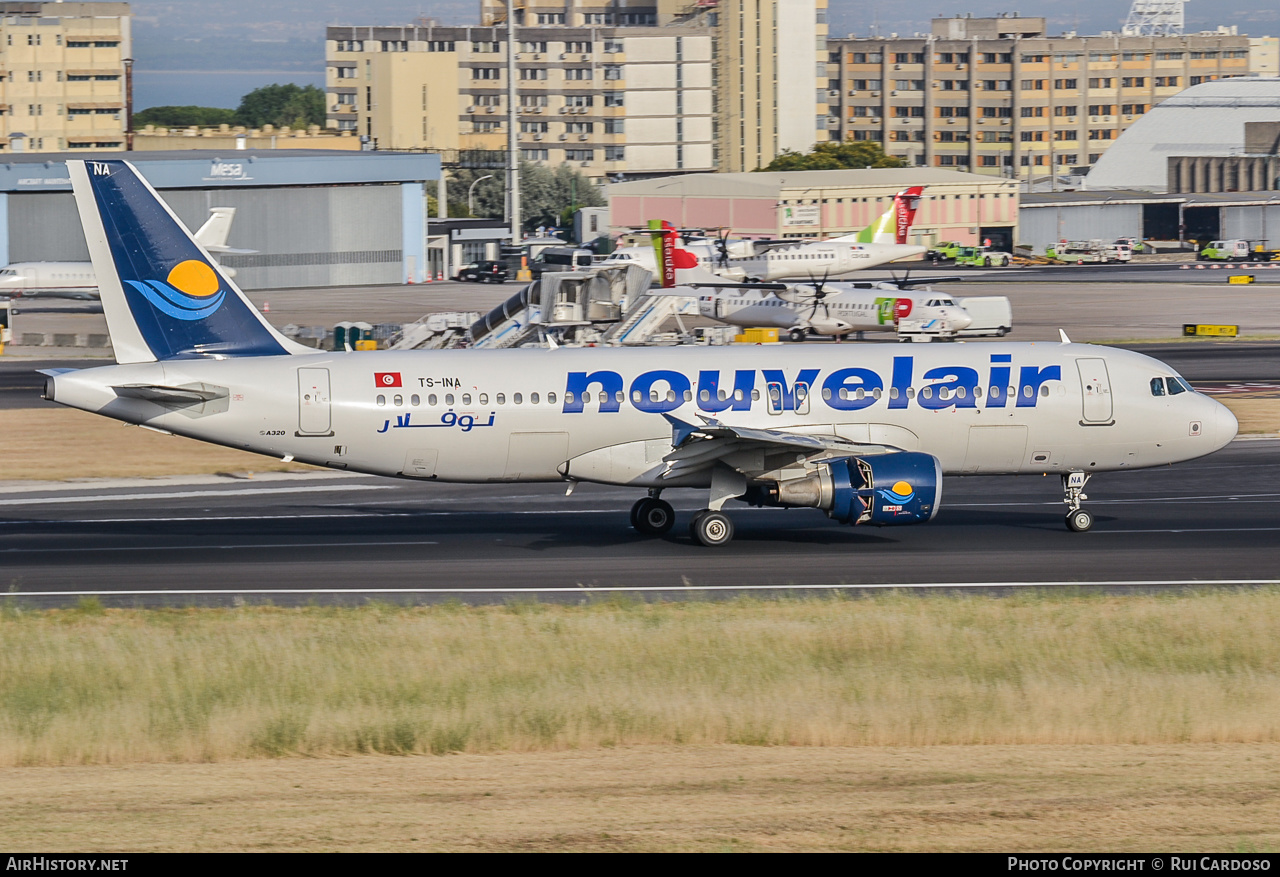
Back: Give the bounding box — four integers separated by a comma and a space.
1152, 376, 1193, 397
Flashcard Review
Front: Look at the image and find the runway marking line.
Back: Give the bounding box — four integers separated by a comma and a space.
0, 484, 395, 506
9, 579, 1280, 597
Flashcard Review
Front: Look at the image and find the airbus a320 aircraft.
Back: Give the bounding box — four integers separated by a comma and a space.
692, 280, 973, 342
602, 187, 928, 283
43, 160, 1237, 546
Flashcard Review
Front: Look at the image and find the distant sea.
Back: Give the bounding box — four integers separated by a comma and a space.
133, 70, 326, 111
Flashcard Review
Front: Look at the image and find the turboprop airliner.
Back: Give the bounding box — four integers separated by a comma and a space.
0, 206, 248, 300
693, 280, 973, 342
601, 187, 928, 284
42, 160, 1237, 546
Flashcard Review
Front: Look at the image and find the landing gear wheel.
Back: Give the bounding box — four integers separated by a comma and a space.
1066, 509, 1094, 532
788, 328, 807, 343
690, 510, 735, 547
631, 498, 675, 536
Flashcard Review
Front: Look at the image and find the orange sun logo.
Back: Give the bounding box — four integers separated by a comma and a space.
166, 260, 220, 297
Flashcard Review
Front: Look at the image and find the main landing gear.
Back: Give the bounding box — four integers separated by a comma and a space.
631, 469, 745, 547
630, 491, 675, 536
788, 327, 808, 343
1062, 471, 1093, 532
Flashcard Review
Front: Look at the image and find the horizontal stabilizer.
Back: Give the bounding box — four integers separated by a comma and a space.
113, 383, 227, 405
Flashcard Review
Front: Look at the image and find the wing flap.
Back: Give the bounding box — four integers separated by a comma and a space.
659, 414, 902, 479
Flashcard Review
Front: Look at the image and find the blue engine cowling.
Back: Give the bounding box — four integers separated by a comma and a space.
828, 452, 942, 526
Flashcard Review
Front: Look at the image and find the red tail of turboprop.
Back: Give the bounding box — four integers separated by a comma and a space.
893, 186, 924, 245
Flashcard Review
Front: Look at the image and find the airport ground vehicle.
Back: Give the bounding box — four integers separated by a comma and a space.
953, 246, 1011, 267
1115, 237, 1146, 254
46, 159, 1238, 545
925, 241, 965, 263
953, 296, 1013, 337
1045, 241, 1116, 264
454, 261, 508, 283
1197, 240, 1280, 262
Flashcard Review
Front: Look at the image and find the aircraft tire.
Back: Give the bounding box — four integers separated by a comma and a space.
690, 510, 734, 547
632, 498, 675, 536
1066, 509, 1094, 532
788, 328, 807, 343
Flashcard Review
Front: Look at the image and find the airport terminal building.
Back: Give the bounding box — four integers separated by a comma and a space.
0, 150, 451, 289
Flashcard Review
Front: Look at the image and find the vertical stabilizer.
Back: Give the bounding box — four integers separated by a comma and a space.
193, 207, 236, 251
68, 159, 311, 362
854, 186, 925, 245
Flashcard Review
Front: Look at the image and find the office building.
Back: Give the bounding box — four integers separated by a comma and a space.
0, 2, 131, 154
325, 20, 714, 181
828, 15, 1251, 181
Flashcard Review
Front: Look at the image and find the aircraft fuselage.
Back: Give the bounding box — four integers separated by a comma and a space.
46, 343, 1236, 488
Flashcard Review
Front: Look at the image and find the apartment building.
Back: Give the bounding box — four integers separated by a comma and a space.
0, 2, 131, 154
828, 15, 1251, 180
471, 0, 831, 172
326, 20, 713, 181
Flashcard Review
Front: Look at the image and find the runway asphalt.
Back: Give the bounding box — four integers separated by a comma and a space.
1, 438, 1276, 607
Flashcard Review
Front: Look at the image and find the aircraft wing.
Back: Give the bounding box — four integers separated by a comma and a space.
659, 413, 901, 480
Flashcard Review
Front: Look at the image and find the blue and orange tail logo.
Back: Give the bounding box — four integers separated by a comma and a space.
124, 259, 226, 321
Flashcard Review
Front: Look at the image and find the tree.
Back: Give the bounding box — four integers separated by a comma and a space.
133, 105, 238, 128
445, 163, 605, 233
519, 162, 605, 233
760, 140, 905, 172
235, 84, 325, 129
447, 168, 506, 219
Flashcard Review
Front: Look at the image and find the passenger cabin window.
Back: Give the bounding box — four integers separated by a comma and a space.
497, 393, 506, 404
393, 394, 403, 406
428, 394, 438, 405
376, 395, 386, 406
411, 394, 420, 406
531, 392, 540, 404
480, 393, 489, 404
514, 393, 523, 404
445, 394, 455, 406
462, 393, 472, 405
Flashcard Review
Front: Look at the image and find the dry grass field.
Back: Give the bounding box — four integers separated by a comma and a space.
3, 744, 1280, 852
2, 408, 316, 480
2, 399, 1276, 482
3, 593, 1280, 851
5, 591, 1280, 765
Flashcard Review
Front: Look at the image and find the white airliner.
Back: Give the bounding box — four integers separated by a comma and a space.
692, 280, 973, 342
0, 207, 246, 300
42, 160, 1237, 546
602, 187, 928, 284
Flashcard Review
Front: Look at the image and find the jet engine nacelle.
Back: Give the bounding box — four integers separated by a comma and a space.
748, 451, 942, 525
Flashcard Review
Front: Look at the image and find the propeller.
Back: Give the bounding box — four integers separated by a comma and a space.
776, 270, 833, 325
714, 227, 732, 269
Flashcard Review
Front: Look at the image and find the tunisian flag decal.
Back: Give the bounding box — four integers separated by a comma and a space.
375, 372, 402, 388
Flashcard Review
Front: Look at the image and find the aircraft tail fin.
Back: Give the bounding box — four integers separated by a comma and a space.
68, 159, 310, 363
193, 207, 235, 250
854, 186, 925, 245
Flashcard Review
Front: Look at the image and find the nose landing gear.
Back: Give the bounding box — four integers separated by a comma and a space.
1063, 471, 1093, 532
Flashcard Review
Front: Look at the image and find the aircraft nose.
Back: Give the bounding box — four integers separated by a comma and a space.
1209, 398, 1239, 451
949, 308, 972, 329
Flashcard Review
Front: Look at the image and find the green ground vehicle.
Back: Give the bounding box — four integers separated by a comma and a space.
1196, 240, 1280, 262
925, 241, 965, 263
953, 246, 1011, 267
